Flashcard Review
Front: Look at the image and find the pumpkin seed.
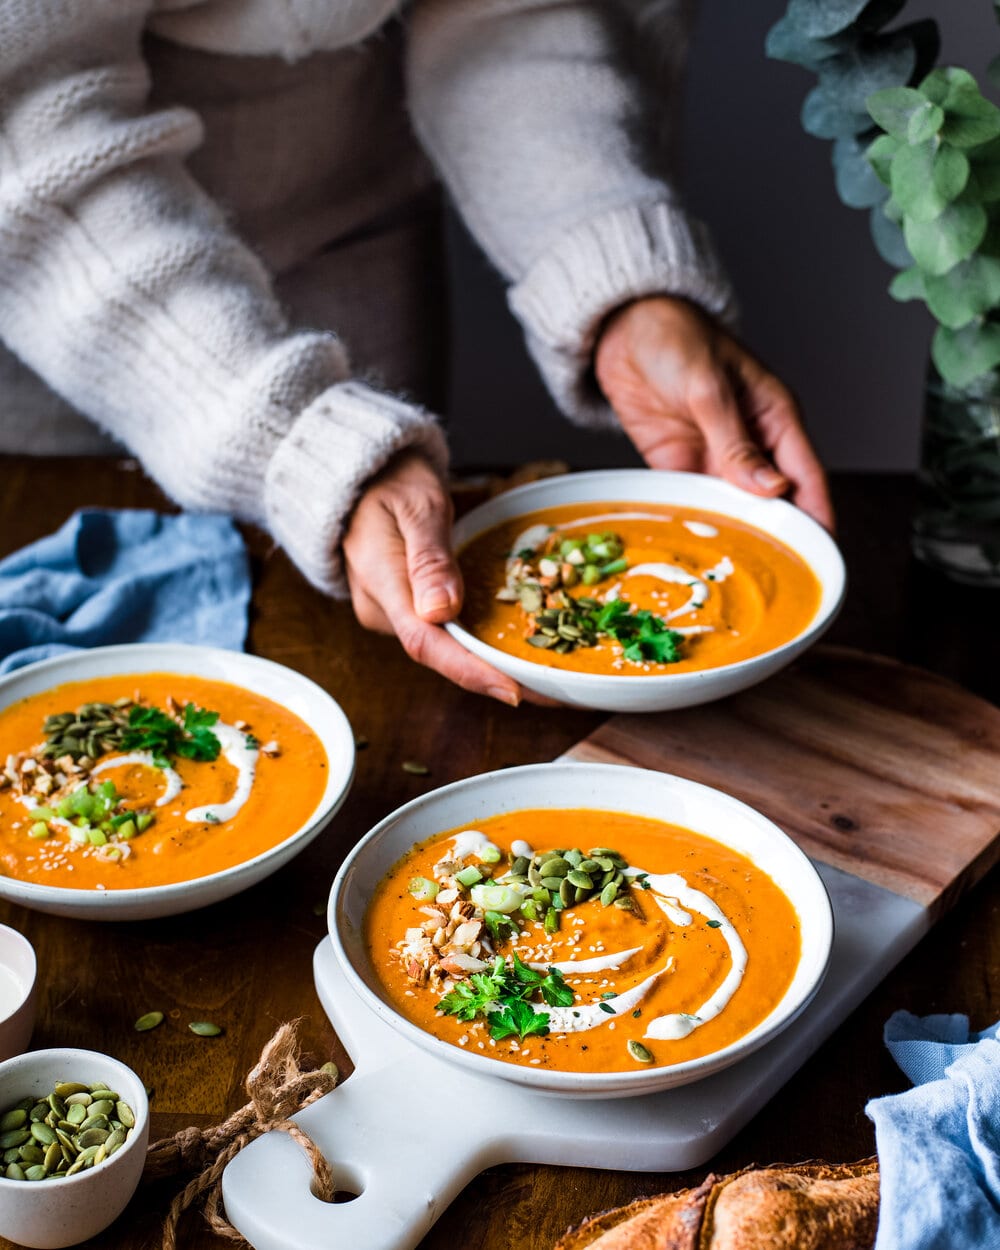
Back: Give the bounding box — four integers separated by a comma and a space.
579, 858, 601, 873
65, 1103, 87, 1126
87, 1100, 114, 1118
627, 1040, 654, 1064
0, 1109, 27, 1132
3, 1148, 21, 1163
564, 849, 583, 867
320, 1061, 340, 1083
23, 1164, 47, 1182
43, 1142, 62, 1173
76, 1128, 109, 1148
64, 1092, 92, 1107
47, 1093, 67, 1120
104, 1127, 127, 1152
541, 857, 569, 877
29, 1102, 48, 1122
115, 1101, 135, 1129
188, 1021, 223, 1037
526, 633, 555, 648
559, 879, 575, 907
601, 882, 619, 906
574, 885, 590, 904
19, 1144, 44, 1165
540, 876, 565, 892
511, 855, 530, 877
88, 1088, 117, 1100
566, 870, 593, 890
5, 1162, 26, 1181
0, 1129, 30, 1149
401, 761, 429, 776
78, 1114, 109, 1133
614, 895, 635, 911
29, 1122, 56, 1145
517, 583, 544, 613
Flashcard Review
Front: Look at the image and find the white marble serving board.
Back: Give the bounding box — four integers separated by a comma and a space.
222, 860, 924, 1250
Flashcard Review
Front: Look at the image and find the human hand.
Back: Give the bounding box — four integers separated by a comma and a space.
343, 450, 524, 706
594, 296, 834, 530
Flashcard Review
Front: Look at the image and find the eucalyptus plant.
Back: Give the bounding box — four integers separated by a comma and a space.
767, 0, 1000, 390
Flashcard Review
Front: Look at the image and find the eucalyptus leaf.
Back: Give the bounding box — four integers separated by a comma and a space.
870, 203, 913, 267
907, 100, 944, 144
889, 266, 926, 302
866, 133, 899, 184
802, 86, 871, 139
904, 200, 988, 275
989, 53, 1000, 92
941, 81, 1000, 149
969, 158, 1000, 203
891, 140, 948, 223
784, 0, 906, 39
932, 320, 1000, 388
834, 134, 890, 207
765, 15, 848, 68
816, 29, 921, 115
867, 86, 927, 139
933, 146, 971, 203
920, 67, 984, 110
923, 254, 1000, 329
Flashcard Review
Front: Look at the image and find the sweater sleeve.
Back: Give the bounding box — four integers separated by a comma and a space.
0, 0, 447, 596
406, 0, 737, 429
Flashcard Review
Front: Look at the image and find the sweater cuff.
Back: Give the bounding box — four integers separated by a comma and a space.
263, 380, 449, 597
508, 199, 738, 431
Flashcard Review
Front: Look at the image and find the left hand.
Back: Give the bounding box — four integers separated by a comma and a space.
594, 296, 834, 531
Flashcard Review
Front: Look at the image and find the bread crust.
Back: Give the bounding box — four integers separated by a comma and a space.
554, 1160, 879, 1250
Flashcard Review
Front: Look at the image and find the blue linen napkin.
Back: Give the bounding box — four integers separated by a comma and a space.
867, 1010, 1000, 1250
0, 509, 250, 673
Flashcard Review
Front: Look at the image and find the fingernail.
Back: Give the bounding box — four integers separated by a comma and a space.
418, 586, 454, 615
753, 465, 786, 491
489, 686, 521, 708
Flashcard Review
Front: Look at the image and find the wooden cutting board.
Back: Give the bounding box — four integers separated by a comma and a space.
563, 645, 1000, 918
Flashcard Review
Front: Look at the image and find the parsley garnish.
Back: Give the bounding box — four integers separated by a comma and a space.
437, 955, 574, 1040
706, 919, 722, 928
121, 703, 222, 766
484, 911, 519, 944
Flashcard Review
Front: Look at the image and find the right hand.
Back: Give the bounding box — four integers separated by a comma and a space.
343, 450, 525, 706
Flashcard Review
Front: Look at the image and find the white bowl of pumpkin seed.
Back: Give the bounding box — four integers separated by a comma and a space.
0, 1048, 149, 1248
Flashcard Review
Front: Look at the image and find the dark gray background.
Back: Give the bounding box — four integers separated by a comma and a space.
445, 2, 996, 473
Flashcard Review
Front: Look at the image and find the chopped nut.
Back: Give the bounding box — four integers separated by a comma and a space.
260, 741, 281, 758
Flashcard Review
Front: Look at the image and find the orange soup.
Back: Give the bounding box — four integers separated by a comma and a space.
0, 674, 328, 890
366, 809, 801, 1074
458, 503, 821, 675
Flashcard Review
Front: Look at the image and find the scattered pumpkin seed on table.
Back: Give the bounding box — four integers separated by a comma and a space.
134, 1010, 164, 1032
401, 760, 430, 776
188, 1021, 223, 1037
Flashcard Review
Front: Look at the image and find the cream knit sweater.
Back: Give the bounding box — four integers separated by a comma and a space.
0, 0, 734, 595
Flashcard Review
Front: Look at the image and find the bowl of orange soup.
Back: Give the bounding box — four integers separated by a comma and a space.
332, 762, 833, 1097
447, 469, 845, 711
0, 644, 355, 920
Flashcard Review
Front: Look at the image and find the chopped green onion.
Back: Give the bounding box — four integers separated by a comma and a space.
477, 843, 502, 864
408, 876, 439, 901
455, 866, 484, 888
544, 908, 559, 934
29, 822, 49, 840
470, 884, 522, 914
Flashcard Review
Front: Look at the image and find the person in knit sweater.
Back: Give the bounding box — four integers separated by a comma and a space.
0, 1, 832, 705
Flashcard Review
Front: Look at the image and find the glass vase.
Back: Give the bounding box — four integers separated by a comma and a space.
912, 366, 1000, 585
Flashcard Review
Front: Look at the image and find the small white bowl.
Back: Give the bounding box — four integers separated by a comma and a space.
0, 1048, 149, 1249
0, 925, 37, 1062
331, 762, 834, 1099
446, 469, 846, 711
0, 644, 355, 921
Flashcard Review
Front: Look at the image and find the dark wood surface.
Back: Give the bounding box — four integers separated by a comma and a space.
1, 458, 998, 1250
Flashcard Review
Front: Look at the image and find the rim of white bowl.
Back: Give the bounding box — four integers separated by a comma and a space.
330, 761, 834, 1095
0, 925, 36, 1027
0, 1047, 148, 1188
445, 469, 846, 686
0, 644, 355, 913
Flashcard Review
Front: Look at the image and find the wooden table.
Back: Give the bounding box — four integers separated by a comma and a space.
1, 457, 998, 1250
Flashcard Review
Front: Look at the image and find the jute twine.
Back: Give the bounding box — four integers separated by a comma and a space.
143, 1021, 339, 1250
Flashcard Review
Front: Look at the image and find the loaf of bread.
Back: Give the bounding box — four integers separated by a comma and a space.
554, 1159, 880, 1250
